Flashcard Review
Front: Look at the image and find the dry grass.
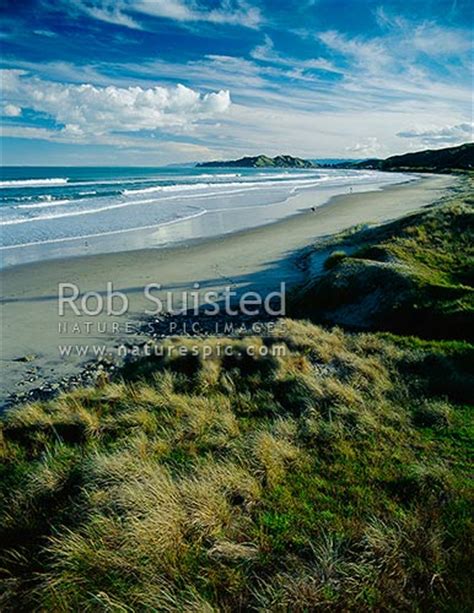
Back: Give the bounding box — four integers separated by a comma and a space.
0, 319, 472, 611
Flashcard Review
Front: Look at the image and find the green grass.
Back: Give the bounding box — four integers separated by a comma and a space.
323, 250, 347, 270
292, 191, 474, 340
353, 200, 473, 287
1, 320, 473, 611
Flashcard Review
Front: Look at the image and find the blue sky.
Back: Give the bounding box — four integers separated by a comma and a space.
0, 0, 472, 165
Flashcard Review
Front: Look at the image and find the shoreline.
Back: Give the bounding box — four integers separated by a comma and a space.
1, 170, 416, 270
0, 173, 459, 407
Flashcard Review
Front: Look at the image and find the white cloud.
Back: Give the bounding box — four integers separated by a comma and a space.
0, 125, 56, 140
250, 35, 340, 73
1, 69, 231, 140
66, 0, 261, 29
397, 122, 473, 146
33, 29, 58, 37
81, 3, 142, 29
316, 23, 471, 117
2, 103, 22, 117
0, 122, 221, 165
318, 11, 472, 92
135, 0, 261, 27
3, 47, 470, 162
411, 24, 471, 56
375, 8, 471, 57
2, 8, 472, 164
319, 30, 390, 72
345, 137, 387, 157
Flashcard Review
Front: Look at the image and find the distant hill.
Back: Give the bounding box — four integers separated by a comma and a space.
351, 143, 474, 172
197, 154, 317, 168
197, 144, 473, 172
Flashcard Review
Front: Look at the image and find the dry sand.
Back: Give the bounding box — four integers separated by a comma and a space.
0, 173, 457, 405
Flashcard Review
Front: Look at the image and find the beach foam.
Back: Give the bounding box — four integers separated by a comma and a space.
0, 167, 416, 264
0, 178, 69, 188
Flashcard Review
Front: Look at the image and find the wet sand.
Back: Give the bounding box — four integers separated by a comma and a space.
0, 173, 457, 405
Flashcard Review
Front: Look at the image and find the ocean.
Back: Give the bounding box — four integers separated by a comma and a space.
0, 166, 413, 267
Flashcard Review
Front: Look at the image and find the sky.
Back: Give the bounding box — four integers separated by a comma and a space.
0, 0, 472, 165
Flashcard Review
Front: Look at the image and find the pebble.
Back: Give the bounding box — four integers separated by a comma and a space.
5, 308, 278, 409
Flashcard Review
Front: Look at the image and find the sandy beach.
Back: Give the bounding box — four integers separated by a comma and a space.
0, 173, 457, 405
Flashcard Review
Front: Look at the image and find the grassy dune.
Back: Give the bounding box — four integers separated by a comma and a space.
1, 320, 473, 611
292, 191, 474, 340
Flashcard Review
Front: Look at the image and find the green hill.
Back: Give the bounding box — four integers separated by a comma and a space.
197, 154, 316, 168
354, 143, 474, 172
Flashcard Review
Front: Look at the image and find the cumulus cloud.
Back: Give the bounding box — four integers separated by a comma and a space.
345, 137, 387, 157
1, 69, 231, 140
2, 103, 22, 117
397, 122, 473, 146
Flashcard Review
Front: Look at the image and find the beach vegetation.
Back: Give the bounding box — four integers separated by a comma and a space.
1, 319, 472, 611
323, 249, 347, 270
292, 194, 474, 340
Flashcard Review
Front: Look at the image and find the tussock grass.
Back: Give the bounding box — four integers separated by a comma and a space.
324, 249, 347, 270
292, 196, 474, 340
1, 320, 472, 611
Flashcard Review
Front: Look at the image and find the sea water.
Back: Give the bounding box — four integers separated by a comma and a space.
0, 165, 414, 267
